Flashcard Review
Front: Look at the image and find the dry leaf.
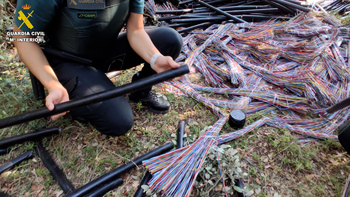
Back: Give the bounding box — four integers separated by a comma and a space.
255, 178, 261, 185
31, 185, 44, 193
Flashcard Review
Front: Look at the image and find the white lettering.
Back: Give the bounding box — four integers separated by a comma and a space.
16, 37, 43, 42
6, 31, 30, 36
31, 31, 45, 36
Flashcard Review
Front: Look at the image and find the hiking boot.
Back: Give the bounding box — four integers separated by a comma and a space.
129, 91, 170, 114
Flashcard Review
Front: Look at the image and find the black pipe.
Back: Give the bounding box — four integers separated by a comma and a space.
187, 5, 273, 14
156, 7, 208, 15
232, 14, 291, 20
158, 16, 181, 21
133, 172, 153, 197
0, 148, 9, 156
66, 142, 174, 197
172, 14, 287, 24
156, 9, 193, 15
219, 5, 272, 10
168, 23, 198, 28
84, 178, 124, 197
271, 0, 310, 12
189, 0, 230, 8
284, 0, 302, 5
178, 0, 193, 6
197, 0, 246, 23
176, 120, 185, 149
226, 8, 280, 14
0, 192, 10, 197
0, 150, 34, 174
323, 0, 336, 10
326, 97, 350, 114
217, 5, 272, 10
335, 4, 348, 12
191, 0, 259, 8
261, 0, 295, 15
0, 127, 61, 149
181, 0, 242, 7
324, 0, 340, 10
216, 0, 247, 7
203, 0, 227, 5
157, 4, 270, 15
172, 16, 226, 23
194, 6, 276, 14
158, 14, 211, 21
235, 178, 245, 197
169, 0, 180, 6
179, 12, 216, 17
178, 22, 212, 33
245, 0, 262, 5
0, 65, 189, 129
34, 142, 75, 194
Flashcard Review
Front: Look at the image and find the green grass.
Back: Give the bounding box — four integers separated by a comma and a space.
1, 1, 350, 196
223, 122, 350, 196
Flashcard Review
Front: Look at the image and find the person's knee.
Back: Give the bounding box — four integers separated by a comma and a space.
154, 27, 183, 59
71, 95, 134, 137
95, 114, 134, 137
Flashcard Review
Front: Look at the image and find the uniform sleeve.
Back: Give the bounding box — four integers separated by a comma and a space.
15, 0, 58, 33
129, 0, 144, 14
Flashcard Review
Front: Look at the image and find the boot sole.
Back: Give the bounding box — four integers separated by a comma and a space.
129, 97, 169, 114
148, 106, 169, 114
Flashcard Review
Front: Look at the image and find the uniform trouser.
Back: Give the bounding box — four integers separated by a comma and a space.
47, 27, 183, 136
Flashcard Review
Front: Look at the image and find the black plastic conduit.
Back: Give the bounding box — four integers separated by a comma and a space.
0, 65, 189, 129
0, 150, 34, 174
66, 142, 174, 197
0, 127, 61, 149
34, 142, 75, 195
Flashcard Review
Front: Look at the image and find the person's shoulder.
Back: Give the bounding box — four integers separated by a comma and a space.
36, 0, 61, 8
16, 0, 59, 10
130, 0, 144, 14
15, 0, 60, 32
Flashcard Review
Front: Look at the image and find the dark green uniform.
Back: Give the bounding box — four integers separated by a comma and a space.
14, 0, 183, 136
15, 0, 144, 59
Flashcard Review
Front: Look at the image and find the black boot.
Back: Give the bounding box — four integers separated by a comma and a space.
129, 72, 170, 114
